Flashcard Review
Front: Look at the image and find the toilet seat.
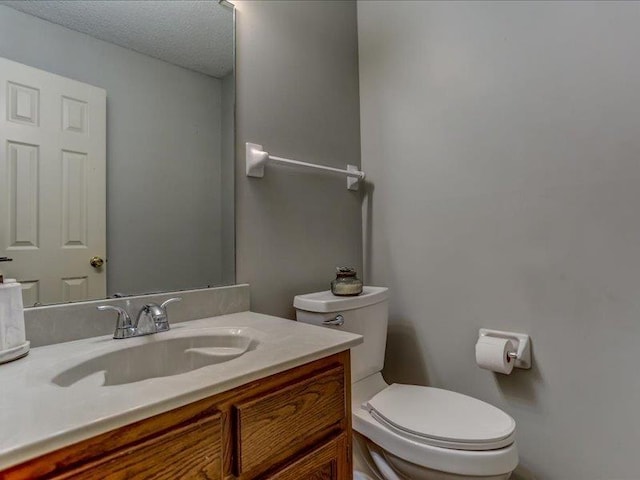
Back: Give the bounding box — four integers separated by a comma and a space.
365, 384, 516, 451
352, 374, 519, 477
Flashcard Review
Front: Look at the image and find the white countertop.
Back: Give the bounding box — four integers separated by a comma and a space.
0, 312, 362, 470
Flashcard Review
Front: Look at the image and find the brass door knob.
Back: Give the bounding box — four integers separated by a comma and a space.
90, 256, 104, 268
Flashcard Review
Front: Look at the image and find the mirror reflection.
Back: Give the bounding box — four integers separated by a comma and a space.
0, 1, 235, 307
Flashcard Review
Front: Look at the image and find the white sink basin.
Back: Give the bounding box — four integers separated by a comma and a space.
52, 327, 254, 387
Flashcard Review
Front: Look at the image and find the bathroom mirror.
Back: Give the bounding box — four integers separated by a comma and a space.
0, 1, 235, 307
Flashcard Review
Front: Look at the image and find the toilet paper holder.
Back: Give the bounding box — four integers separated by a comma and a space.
478, 329, 531, 369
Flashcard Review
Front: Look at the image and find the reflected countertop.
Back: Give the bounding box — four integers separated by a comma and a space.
0, 311, 362, 470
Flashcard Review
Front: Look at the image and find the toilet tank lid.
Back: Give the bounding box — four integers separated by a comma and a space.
294, 286, 388, 313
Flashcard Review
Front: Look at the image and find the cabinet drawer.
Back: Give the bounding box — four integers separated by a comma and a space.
265, 433, 349, 480
53, 412, 222, 480
235, 365, 346, 476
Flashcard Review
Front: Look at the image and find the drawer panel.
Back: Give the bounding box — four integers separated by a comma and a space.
53, 412, 222, 480
265, 433, 349, 480
235, 365, 346, 475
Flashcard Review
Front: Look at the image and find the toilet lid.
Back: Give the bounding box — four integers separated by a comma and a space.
365, 384, 516, 451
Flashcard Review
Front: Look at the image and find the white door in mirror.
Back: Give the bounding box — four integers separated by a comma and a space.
0, 57, 107, 306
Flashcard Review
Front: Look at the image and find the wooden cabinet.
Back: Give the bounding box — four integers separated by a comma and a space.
1, 350, 352, 480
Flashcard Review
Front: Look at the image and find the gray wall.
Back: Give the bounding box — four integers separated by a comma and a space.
0, 5, 226, 296
235, 1, 362, 318
359, 1, 640, 479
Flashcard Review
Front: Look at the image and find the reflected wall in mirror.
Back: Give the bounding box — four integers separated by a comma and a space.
0, 1, 235, 306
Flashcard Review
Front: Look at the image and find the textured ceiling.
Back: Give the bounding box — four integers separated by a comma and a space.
1, 0, 233, 78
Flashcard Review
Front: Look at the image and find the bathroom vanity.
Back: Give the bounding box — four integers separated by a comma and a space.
0, 313, 361, 479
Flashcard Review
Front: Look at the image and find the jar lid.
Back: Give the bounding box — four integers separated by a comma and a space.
336, 266, 357, 277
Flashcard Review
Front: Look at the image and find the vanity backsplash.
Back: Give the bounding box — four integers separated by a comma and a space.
24, 284, 250, 347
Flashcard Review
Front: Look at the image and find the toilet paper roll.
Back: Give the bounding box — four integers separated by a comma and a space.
475, 336, 516, 375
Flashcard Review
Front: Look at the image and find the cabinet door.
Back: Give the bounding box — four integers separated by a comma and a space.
52, 412, 223, 480
265, 434, 351, 480
234, 365, 346, 476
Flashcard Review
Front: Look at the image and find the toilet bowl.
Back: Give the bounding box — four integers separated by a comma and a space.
294, 287, 519, 480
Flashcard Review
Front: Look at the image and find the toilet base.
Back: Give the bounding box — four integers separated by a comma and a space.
355, 433, 512, 480
353, 432, 384, 479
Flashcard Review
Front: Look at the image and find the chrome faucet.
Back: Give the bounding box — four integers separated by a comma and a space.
97, 297, 181, 339
136, 298, 180, 334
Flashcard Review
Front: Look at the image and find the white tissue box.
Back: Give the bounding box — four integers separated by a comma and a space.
0, 281, 27, 351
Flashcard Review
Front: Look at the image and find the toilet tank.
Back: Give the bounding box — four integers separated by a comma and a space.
294, 286, 388, 383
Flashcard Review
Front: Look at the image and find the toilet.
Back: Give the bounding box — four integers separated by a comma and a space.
294, 287, 518, 480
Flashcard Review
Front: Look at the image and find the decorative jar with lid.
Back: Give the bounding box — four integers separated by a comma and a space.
331, 267, 363, 296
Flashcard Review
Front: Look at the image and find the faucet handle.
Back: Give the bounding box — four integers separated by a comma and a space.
96, 305, 134, 339
152, 297, 181, 332
160, 297, 181, 310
